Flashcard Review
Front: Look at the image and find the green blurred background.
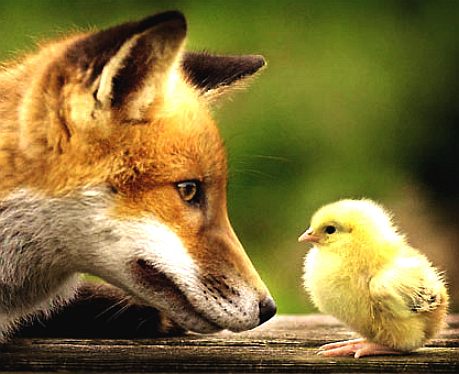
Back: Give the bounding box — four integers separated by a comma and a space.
1, 0, 458, 313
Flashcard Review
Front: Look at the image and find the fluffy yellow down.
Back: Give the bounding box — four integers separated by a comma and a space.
302, 199, 448, 352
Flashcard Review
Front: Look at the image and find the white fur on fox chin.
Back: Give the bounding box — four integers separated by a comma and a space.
0, 187, 259, 341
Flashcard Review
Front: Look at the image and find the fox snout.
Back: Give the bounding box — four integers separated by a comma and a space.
122, 215, 276, 333
192, 241, 277, 332
202, 226, 277, 329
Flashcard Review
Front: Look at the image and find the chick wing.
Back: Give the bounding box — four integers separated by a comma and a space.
369, 255, 445, 319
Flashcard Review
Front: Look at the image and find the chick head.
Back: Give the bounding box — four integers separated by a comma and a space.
299, 199, 402, 252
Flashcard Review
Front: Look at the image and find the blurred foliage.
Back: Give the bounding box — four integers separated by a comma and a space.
1, 0, 458, 313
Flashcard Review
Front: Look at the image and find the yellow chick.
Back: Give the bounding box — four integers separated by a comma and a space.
299, 199, 448, 358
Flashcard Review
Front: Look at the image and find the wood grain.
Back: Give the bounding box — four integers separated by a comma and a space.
1, 314, 458, 373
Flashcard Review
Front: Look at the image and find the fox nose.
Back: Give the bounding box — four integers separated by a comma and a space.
258, 296, 277, 325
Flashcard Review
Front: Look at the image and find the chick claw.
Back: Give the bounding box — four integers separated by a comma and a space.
318, 338, 402, 358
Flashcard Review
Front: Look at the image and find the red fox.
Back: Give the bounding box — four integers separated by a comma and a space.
0, 11, 275, 341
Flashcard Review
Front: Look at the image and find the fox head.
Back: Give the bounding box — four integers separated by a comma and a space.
11, 11, 275, 332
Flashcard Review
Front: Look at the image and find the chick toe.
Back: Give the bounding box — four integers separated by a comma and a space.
318, 339, 402, 358
353, 342, 403, 358
318, 338, 364, 351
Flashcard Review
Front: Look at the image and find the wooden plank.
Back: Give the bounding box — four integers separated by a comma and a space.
1, 315, 458, 373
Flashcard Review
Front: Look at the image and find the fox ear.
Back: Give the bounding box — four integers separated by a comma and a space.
67, 11, 186, 119
182, 53, 266, 101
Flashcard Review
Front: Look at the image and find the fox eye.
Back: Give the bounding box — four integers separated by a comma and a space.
176, 180, 202, 206
324, 225, 336, 234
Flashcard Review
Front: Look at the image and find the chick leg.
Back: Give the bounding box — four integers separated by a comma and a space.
318, 339, 402, 358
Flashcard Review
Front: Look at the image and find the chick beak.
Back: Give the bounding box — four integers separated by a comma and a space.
298, 228, 321, 243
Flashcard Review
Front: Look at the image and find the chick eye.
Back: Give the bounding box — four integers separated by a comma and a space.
176, 180, 202, 206
324, 225, 337, 234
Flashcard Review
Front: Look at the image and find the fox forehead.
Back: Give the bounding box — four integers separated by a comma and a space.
106, 100, 227, 189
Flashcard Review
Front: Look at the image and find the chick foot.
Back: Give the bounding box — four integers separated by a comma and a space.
318, 338, 402, 358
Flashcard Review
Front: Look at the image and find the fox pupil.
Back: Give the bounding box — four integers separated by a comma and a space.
177, 181, 201, 205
